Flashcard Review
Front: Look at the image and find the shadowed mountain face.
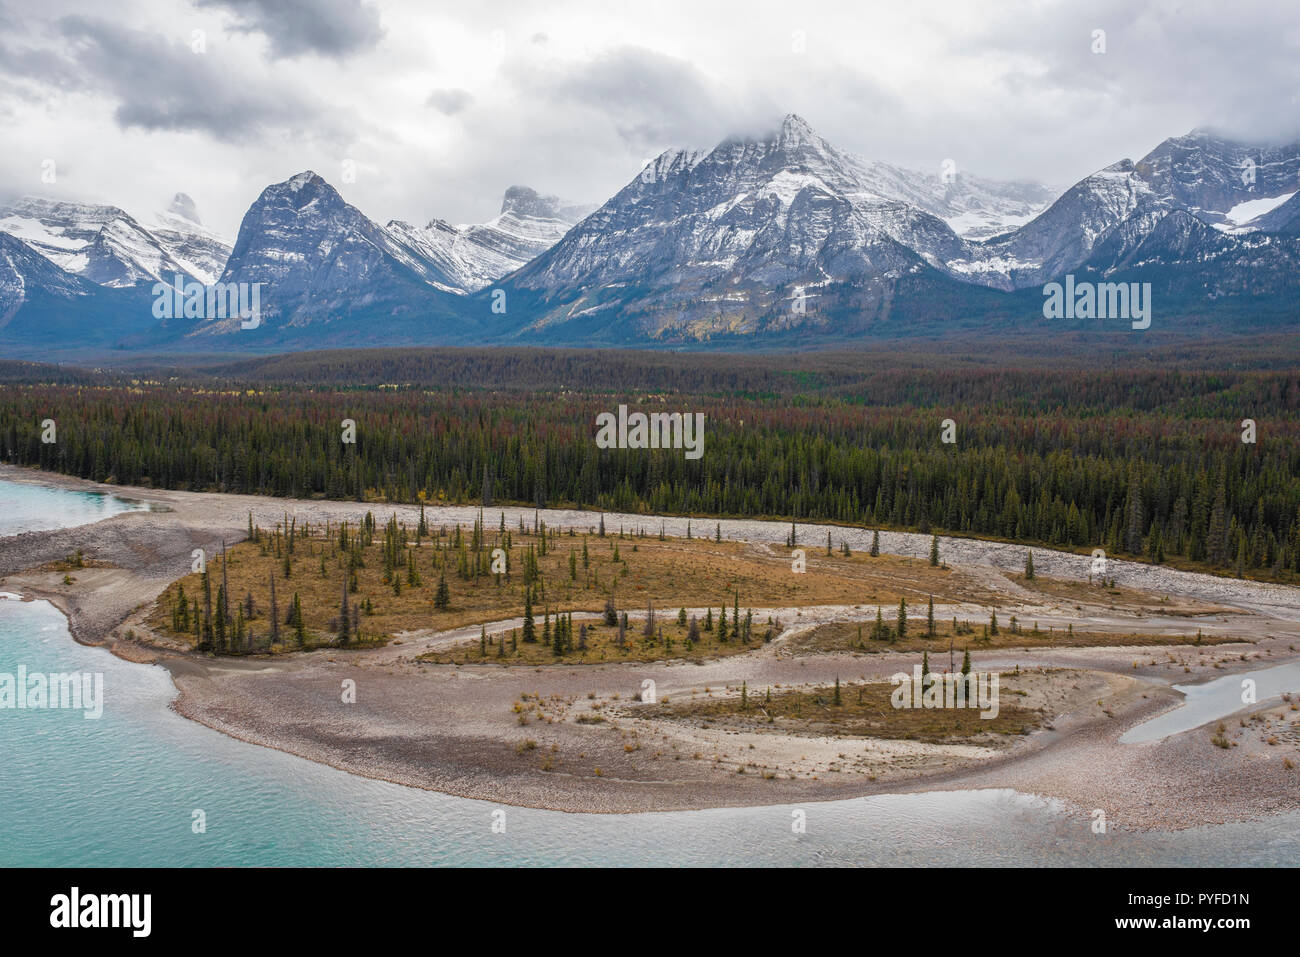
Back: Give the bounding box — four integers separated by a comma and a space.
2, 117, 1298, 354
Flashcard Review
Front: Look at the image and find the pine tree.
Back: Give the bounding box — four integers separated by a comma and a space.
926, 595, 935, 637
989, 610, 999, 635
929, 535, 940, 567
293, 593, 306, 647
677, 607, 687, 626
339, 578, 351, 646
1024, 550, 1035, 580
732, 590, 740, 640
921, 650, 931, 687
268, 572, 280, 648
522, 588, 536, 642
870, 530, 880, 557
897, 597, 907, 640
704, 607, 713, 631
1124, 467, 1144, 555
435, 572, 450, 610
603, 595, 617, 626
718, 604, 727, 641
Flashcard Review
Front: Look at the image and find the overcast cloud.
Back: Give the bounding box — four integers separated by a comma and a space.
0, 0, 1297, 238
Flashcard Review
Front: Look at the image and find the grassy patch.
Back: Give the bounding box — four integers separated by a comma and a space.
788, 617, 1243, 656
639, 678, 1043, 744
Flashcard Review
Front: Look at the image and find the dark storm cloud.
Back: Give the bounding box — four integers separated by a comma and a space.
427, 88, 473, 115
47, 16, 337, 143
195, 0, 384, 59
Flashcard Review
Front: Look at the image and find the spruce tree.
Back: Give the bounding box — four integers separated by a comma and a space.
1025, 550, 1035, 580
339, 578, 351, 646
897, 598, 907, 640
269, 573, 280, 648
929, 535, 940, 567
870, 530, 880, 557
522, 588, 536, 642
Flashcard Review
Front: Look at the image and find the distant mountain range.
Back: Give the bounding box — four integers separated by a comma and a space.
2, 116, 1297, 356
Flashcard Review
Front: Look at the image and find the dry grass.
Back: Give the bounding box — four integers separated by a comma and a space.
787, 618, 1245, 656
638, 678, 1043, 744
146, 516, 991, 654
420, 614, 776, 665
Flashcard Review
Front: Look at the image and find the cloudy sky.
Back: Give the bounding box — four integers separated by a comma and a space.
1, 0, 1297, 238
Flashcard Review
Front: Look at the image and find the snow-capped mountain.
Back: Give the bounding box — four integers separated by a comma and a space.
0, 230, 89, 326
214, 170, 459, 327
950, 129, 1300, 290
3, 116, 1298, 354
847, 159, 1057, 239
503, 115, 1021, 337
385, 186, 596, 293
0, 196, 225, 288
149, 193, 233, 284
214, 173, 589, 331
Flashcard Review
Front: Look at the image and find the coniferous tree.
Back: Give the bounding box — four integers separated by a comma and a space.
521, 588, 536, 643
339, 578, 351, 646
929, 535, 940, 567
897, 598, 907, 640
269, 573, 280, 647
870, 530, 880, 557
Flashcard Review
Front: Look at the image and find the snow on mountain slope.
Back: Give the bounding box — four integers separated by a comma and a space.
149, 193, 232, 284
384, 186, 594, 293
846, 158, 1057, 239
0, 230, 90, 327
0, 197, 206, 287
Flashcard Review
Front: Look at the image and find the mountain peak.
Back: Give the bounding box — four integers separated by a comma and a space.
166, 192, 202, 225
779, 113, 816, 140
500, 186, 557, 219
285, 170, 328, 192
